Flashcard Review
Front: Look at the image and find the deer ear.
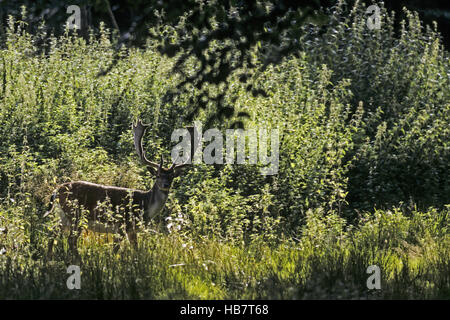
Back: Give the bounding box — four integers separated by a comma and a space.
147, 166, 157, 176
173, 167, 185, 177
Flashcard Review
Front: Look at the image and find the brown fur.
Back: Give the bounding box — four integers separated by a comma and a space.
46, 168, 179, 259
46, 118, 188, 260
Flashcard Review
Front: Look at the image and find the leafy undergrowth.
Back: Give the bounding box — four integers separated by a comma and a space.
0, 1, 449, 299
0, 207, 448, 299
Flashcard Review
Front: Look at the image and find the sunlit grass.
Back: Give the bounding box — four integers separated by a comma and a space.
0, 206, 448, 299
0, 1, 449, 300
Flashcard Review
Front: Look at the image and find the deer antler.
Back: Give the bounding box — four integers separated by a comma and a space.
132, 119, 160, 169
169, 155, 190, 171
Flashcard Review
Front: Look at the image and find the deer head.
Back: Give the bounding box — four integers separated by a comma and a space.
132, 119, 188, 192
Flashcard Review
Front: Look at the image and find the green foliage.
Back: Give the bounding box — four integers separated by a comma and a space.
0, 1, 448, 299
302, 2, 450, 210
0, 205, 448, 299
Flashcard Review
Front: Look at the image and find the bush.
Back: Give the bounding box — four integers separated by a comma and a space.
301, 2, 450, 210
0, 1, 448, 299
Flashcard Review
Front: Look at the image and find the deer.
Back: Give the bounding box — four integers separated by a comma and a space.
44, 119, 188, 258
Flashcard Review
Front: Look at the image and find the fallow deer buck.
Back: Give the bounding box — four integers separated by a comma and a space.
45, 119, 188, 258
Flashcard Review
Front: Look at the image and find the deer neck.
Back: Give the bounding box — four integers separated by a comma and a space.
144, 182, 169, 221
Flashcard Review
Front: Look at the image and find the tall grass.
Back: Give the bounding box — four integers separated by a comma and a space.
0, 1, 449, 299
0, 207, 448, 299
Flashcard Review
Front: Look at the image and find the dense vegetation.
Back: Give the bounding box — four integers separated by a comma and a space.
0, 2, 449, 299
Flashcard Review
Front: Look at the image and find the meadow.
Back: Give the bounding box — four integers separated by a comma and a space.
0, 2, 448, 299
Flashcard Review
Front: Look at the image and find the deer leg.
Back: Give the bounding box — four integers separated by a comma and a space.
127, 230, 138, 249
112, 235, 121, 253
68, 232, 79, 258
47, 229, 57, 259
47, 223, 66, 259
113, 230, 125, 253
68, 222, 81, 262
